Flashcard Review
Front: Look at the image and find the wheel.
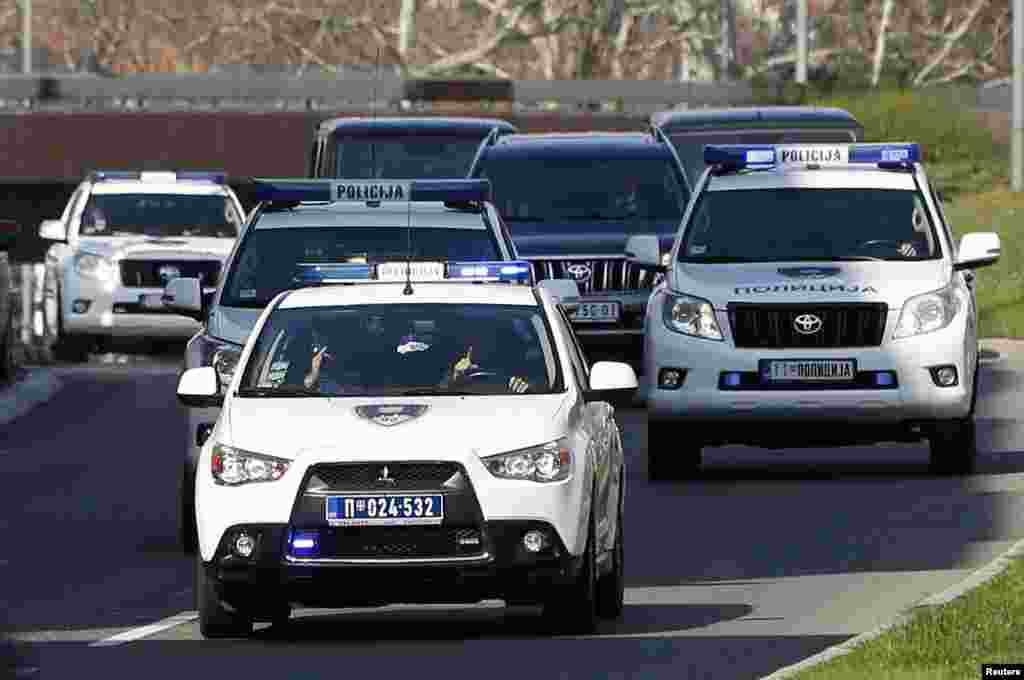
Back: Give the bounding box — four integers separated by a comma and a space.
50, 287, 91, 363
178, 463, 198, 554
647, 419, 701, 481
928, 361, 979, 476
0, 309, 15, 383
196, 556, 253, 638
596, 485, 625, 620
539, 507, 599, 635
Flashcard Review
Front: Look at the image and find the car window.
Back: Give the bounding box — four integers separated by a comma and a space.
669, 129, 859, 187
79, 194, 242, 238
553, 305, 590, 389
477, 156, 687, 232
680, 188, 941, 263
239, 303, 563, 396
221, 225, 503, 307
332, 135, 485, 179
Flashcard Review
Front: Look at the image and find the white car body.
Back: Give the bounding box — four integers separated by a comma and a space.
175, 190, 521, 552
40, 173, 243, 356
179, 279, 635, 634
637, 144, 1000, 476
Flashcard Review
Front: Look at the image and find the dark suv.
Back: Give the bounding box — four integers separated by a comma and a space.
651, 106, 863, 187
308, 117, 517, 179
468, 130, 691, 363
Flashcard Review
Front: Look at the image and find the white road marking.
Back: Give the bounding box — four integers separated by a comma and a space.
88, 611, 198, 648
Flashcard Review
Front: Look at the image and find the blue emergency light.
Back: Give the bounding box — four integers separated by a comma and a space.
87, 170, 228, 183
703, 143, 921, 169
292, 259, 533, 286
251, 178, 492, 205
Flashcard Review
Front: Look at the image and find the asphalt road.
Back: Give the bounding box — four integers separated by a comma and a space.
4, 345, 1024, 680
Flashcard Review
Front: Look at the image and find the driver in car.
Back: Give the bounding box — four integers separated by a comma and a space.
441, 330, 532, 394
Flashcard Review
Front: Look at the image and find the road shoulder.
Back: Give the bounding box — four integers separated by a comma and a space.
0, 367, 63, 428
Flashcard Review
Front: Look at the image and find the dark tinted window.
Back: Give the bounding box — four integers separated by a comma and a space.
80, 194, 241, 238
680, 189, 941, 263
477, 157, 688, 232
222, 226, 501, 307
332, 136, 484, 178
239, 304, 562, 396
670, 130, 859, 186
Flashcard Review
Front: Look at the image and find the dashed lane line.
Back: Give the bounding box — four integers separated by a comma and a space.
88, 611, 198, 648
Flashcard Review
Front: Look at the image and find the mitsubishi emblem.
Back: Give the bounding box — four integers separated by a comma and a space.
377, 465, 397, 485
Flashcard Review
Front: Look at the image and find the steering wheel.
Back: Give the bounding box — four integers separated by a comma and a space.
855, 239, 903, 255
458, 369, 506, 384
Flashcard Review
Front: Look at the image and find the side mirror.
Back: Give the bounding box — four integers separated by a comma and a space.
955, 232, 1000, 271
177, 367, 223, 408
584, 361, 639, 404
625, 234, 665, 273
0, 219, 20, 251
38, 219, 66, 242
162, 277, 204, 321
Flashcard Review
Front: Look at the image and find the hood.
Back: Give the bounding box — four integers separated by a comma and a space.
224, 393, 570, 462
672, 261, 950, 309
509, 220, 678, 257
77, 236, 234, 260
207, 306, 264, 347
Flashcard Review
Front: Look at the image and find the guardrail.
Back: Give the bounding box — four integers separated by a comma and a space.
0, 74, 756, 114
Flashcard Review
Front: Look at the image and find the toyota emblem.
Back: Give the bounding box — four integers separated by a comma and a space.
565, 263, 592, 283
793, 313, 824, 335
158, 264, 182, 283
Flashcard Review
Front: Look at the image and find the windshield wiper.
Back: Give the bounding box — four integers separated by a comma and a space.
236, 387, 322, 398
679, 256, 764, 263
394, 388, 477, 396
829, 255, 887, 262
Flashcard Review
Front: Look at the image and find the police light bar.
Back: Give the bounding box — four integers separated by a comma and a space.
88, 170, 228, 183
293, 260, 533, 285
703, 143, 921, 169
251, 178, 492, 205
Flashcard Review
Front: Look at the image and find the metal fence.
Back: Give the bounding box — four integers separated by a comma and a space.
0, 74, 756, 114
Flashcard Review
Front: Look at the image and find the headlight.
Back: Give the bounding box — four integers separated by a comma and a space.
894, 284, 961, 339
211, 444, 290, 486
662, 292, 723, 340
73, 252, 115, 282
194, 333, 243, 390
483, 438, 572, 483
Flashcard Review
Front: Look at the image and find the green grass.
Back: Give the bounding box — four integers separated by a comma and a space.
946, 189, 1024, 338
792, 556, 1024, 679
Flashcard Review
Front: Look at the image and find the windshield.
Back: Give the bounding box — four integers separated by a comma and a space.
221, 226, 503, 307
670, 130, 859, 187
477, 157, 688, 233
239, 304, 563, 397
679, 188, 942, 263
79, 194, 241, 238
333, 135, 485, 178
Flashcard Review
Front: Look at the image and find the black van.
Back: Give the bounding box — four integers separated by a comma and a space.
650, 106, 864, 187
308, 117, 517, 179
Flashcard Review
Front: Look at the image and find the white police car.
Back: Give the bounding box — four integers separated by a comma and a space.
627, 143, 1000, 478
164, 179, 522, 554
175, 260, 638, 637
38, 170, 244, 361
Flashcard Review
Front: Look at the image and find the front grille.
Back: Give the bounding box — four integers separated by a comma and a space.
527, 258, 663, 294
317, 526, 483, 559
119, 260, 220, 288
728, 303, 889, 348
307, 462, 463, 492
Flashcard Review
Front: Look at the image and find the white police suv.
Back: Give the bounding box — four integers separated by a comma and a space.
164, 178, 521, 554
175, 260, 638, 637
627, 143, 1001, 478
38, 170, 244, 361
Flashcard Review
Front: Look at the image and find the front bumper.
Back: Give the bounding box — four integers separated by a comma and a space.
645, 308, 974, 428
62, 274, 209, 339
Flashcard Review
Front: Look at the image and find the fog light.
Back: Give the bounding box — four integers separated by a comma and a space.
290, 530, 318, 556
722, 372, 742, 387
658, 368, 686, 389
522, 530, 547, 553
932, 365, 958, 387
72, 300, 91, 314
233, 532, 256, 558
875, 371, 896, 387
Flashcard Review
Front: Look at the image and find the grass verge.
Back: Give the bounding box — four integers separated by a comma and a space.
946, 189, 1024, 339
791, 555, 1024, 679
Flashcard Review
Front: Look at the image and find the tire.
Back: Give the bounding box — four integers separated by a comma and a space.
596, 485, 625, 620
0, 309, 15, 384
196, 556, 253, 639
928, 361, 979, 476
647, 419, 701, 481
539, 507, 599, 635
51, 287, 90, 363
178, 464, 198, 554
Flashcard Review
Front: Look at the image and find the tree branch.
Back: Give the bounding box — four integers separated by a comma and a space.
912, 0, 989, 87
870, 0, 895, 87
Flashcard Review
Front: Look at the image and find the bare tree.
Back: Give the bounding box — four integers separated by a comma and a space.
870, 0, 893, 86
